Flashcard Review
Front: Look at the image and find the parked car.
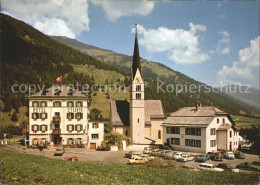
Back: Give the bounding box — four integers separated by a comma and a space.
235, 151, 245, 159
140, 154, 155, 161
54, 148, 64, 156
224, 151, 235, 159
173, 152, 183, 160
196, 154, 210, 162
236, 162, 260, 171
158, 150, 172, 158
67, 156, 79, 162
125, 151, 142, 158
216, 163, 239, 173
198, 163, 224, 172
251, 161, 260, 166
182, 164, 195, 169
150, 149, 162, 156
211, 152, 223, 161
164, 151, 177, 159
143, 147, 153, 154
178, 155, 194, 162
128, 156, 147, 164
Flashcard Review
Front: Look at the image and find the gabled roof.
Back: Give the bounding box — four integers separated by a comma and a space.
110, 100, 165, 127
29, 85, 87, 99
163, 106, 228, 126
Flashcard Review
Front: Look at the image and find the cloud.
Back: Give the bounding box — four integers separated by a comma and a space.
217, 3, 222, 7
217, 31, 231, 55
218, 36, 260, 88
1, 0, 89, 38
131, 23, 210, 64
92, 0, 154, 21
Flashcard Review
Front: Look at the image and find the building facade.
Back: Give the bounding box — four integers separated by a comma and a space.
88, 121, 104, 149
29, 85, 104, 149
110, 29, 165, 146
162, 102, 240, 153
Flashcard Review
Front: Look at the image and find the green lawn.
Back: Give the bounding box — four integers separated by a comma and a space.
231, 115, 260, 128
1, 150, 259, 185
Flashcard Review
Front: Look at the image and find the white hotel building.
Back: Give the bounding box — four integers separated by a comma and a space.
29, 85, 104, 149
162, 102, 240, 153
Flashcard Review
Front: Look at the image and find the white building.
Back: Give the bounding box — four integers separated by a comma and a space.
88, 121, 104, 149
29, 85, 104, 149
162, 102, 240, 153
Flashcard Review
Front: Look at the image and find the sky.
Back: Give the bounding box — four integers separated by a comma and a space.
1, 0, 259, 88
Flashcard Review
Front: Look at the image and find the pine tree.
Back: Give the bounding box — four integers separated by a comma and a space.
11, 112, 18, 122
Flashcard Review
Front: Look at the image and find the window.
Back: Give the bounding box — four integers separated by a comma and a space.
41, 125, 47, 132
167, 127, 171, 134
158, 130, 161, 139
76, 124, 82, 132
223, 118, 225, 123
40, 101, 47, 107
136, 85, 141, 91
196, 128, 201, 136
32, 101, 39, 107
53, 101, 61, 107
92, 134, 99, 139
67, 101, 74, 107
32, 113, 39, 120
67, 113, 74, 120
32, 125, 39, 132
136, 93, 141, 100
67, 125, 74, 132
93, 123, 99, 128
186, 128, 201, 136
76, 113, 83, 120
230, 131, 232, 138
40, 113, 47, 120
217, 118, 219, 123
68, 138, 73, 144
76, 101, 83, 107
185, 139, 201, 148
137, 118, 139, 123
210, 140, 216, 147
210, 128, 216, 135
171, 138, 180, 145
125, 130, 128, 136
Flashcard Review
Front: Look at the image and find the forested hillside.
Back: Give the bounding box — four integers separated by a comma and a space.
0, 13, 259, 127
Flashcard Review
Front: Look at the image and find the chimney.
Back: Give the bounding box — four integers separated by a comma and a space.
196, 101, 201, 111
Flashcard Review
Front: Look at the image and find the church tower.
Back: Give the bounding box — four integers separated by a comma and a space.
130, 25, 145, 144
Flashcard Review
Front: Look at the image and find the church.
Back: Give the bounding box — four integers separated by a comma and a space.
110, 28, 166, 147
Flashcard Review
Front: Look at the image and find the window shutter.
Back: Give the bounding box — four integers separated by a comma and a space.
67, 138, 69, 144
40, 125, 42, 131
45, 113, 48, 119
71, 113, 74, 119
67, 125, 69, 131
80, 124, 83, 131
37, 125, 40, 131
36, 113, 40, 119
31, 125, 34, 132
67, 113, 69, 119
80, 113, 83, 119
53, 102, 55, 107
46, 125, 48, 131
72, 125, 74, 131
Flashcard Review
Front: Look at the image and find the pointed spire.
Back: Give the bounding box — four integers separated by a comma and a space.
132, 24, 142, 80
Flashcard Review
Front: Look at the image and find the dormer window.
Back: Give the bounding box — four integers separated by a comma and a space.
68, 89, 74, 96
54, 89, 61, 96
76, 101, 83, 107
53, 101, 61, 107
67, 101, 74, 107
40, 101, 47, 107
32, 101, 39, 107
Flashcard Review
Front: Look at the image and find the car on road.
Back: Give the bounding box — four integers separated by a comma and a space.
143, 147, 153, 154
125, 151, 142, 158
235, 151, 245, 159
224, 151, 235, 159
196, 154, 210, 162
173, 152, 183, 160
164, 151, 177, 159
178, 155, 194, 162
128, 156, 147, 164
158, 150, 172, 158
251, 161, 260, 166
150, 149, 162, 156
211, 152, 223, 161
54, 148, 64, 156
198, 163, 224, 172
236, 162, 260, 171
216, 163, 239, 172
67, 156, 79, 162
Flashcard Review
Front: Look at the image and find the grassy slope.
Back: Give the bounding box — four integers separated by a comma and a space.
1, 150, 259, 185
231, 115, 260, 128
0, 107, 28, 127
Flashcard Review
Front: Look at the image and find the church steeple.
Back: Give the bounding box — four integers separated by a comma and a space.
132, 24, 142, 80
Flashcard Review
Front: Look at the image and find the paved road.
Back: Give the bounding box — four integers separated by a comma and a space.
1, 145, 259, 168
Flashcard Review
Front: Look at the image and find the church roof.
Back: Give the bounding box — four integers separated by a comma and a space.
110, 100, 165, 126
132, 28, 142, 80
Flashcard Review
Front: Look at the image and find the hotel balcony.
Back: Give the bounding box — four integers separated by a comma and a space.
52, 128, 61, 135
52, 116, 61, 123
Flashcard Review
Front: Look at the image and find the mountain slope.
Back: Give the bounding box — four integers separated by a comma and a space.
1, 13, 259, 124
